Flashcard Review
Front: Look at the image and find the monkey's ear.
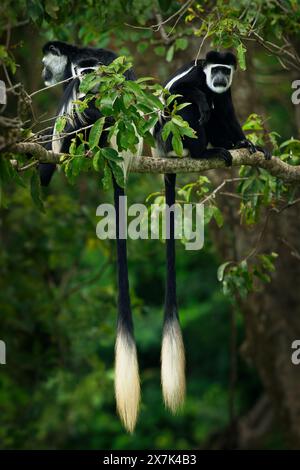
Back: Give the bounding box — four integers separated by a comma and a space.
49, 45, 61, 56
42, 42, 62, 56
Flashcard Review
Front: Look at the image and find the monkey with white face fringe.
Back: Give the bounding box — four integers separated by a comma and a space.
39, 41, 136, 186
154, 50, 271, 162
39, 41, 142, 433
153, 50, 271, 415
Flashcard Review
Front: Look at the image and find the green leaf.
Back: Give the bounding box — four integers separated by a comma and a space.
102, 163, 112, 190
109, 161, 125, 188
142, 116, 158, 133
166, 45, 175, 62
122, 92, 133, 108
102, 147, 123, 162
166, 94, 182, 107
237, 43, 247, 71
93, 150, 102, 171
55, 116, 67, 133
161, 121, 173, 142
172, 116, 188, 127
172, 134, 183, 156
124, 81, 142, 95
71, 155, 87, 176
175, 38, 188, 51
175, 102, 191, 112
136, 77, 154, 83
98, 95, 117, 115
180, 126, 196, 139
89, 117, 105, 149
137, 42, 149, 54
217, 261, 232, 282
144, 93, 164, 110
79, 73, 100, 94
212, 206, 224, 227
154, 46, 166, 56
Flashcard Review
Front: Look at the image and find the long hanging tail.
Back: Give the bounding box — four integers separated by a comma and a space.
161, 173, 186, 413
113, 177, 140, 433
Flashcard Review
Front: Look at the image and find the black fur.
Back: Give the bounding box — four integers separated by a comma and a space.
164, 173, 178, 322
205, 50, 237, 68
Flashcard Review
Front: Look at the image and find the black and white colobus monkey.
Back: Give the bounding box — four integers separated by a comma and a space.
153, 50, 271, 413
40, 41, 136, 186
40, 41, 142, 433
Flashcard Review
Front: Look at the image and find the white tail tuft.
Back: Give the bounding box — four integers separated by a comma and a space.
161, 318, 186, 413
115, 329, 140, 433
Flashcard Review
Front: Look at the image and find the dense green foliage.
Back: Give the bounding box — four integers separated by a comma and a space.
0, 0, 299, 449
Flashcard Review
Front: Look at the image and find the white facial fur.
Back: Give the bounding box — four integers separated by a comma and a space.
203, 63, 234, 94
42, 52, 68, 86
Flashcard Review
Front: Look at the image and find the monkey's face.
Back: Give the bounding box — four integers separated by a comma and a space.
203, 64, 234, 94
42, 45, 68, 86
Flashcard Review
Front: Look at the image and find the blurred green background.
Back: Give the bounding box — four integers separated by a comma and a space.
0, 171, 262, 449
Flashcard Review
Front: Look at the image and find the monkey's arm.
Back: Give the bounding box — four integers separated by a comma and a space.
173, 85, 211, 125
208, 91, 271, 160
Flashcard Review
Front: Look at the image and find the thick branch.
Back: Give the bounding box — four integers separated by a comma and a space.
11, 143, 61, 163
9, 142, 300, 183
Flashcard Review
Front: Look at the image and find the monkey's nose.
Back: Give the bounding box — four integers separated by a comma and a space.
42, 68, 53, 82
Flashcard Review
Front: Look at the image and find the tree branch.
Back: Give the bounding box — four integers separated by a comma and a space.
8, 142, 300, 183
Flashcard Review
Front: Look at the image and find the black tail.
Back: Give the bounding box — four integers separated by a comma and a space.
38, 132, 57, 187
161, 173, 186, 412
113, 177, 140, 433
39, 163, 57, 187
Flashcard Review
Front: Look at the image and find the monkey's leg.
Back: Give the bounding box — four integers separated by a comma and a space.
161, 173, 186, 413
113, 177, 140, 433
197, 147, 233, 166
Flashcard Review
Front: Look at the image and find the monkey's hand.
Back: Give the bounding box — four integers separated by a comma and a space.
233, 139, 272, 160
199, 147, 232, 166
216, 148, 232, 167
253, 145, 272, 160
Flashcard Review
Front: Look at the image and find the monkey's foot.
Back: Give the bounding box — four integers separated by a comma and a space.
233, 139, 272, 160
199, 148, 232, 167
